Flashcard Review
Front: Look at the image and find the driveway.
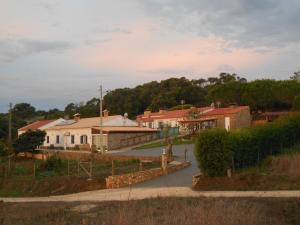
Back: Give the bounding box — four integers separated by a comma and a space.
111, 144, 199, 188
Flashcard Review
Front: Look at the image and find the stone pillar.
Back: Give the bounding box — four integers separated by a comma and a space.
161, 153, 168, 174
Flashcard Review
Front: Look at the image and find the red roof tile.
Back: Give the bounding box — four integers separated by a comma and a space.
204, 106, 249, 116
18, 120, 55, 132
137, 107, 213, 121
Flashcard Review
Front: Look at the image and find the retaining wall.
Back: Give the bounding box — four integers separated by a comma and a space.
106, 161, 191, 188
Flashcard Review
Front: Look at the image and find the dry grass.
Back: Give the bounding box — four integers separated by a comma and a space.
2, 197, 300, 225
269, 154, 300, 179
194, 153, 300, 191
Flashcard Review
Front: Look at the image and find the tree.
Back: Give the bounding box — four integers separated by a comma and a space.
13, 130, 46, 153
292, 95, 300, 111
0, 139, 7, 156
12, 103, 36, 120
290, 71, 300, 82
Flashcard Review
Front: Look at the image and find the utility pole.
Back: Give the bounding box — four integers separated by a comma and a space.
8, 103, 12, 153
99, 85, 104, 153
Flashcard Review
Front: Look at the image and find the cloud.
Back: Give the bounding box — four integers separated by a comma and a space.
84, 39, 112, 46
139, 0, 300, 49
0, 38, 72, 62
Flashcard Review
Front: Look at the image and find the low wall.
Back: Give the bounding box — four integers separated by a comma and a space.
106, 161, 191, 189
22, 151, 161, 162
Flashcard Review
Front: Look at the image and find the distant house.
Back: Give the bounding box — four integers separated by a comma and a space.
18, 118, 66, 136
136, 107, 213, 130
43, 113, 158, 151
179, 106, 251, 133
137, 106, 251, 134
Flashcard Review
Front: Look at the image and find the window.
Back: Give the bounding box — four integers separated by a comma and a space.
80, 135, 88, 144
46, 136, 49, 144
148, 122, 153, 128
56, 135, 60, 144
71, 135, 75, 144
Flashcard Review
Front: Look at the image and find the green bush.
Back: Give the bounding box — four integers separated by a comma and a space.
292, 95, 300, 111
195, 113, 300, 177
43, 155, 64, 171
194, 129, 232, 176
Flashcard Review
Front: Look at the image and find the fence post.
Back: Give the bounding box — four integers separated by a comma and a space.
8, 157, 11, 176
111, 160, 115, 176
77, 161, 80, 176
33, 162, 36, 178
90, 161, 92, 179
67, 159, 70, 176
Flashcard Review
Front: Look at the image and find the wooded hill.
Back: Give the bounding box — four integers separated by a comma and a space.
1, 72, 300, 148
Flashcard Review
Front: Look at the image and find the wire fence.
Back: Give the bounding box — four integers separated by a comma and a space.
0, 156, 160, 181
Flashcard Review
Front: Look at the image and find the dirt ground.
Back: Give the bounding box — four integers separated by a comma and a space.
0, 176, 106, 197
1, 197, 300, 225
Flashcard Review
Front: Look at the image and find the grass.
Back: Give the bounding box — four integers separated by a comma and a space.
0, 157, 160, 197
194, 145, 300, 191
2, 197, 300, 225
134, 137, 194, 150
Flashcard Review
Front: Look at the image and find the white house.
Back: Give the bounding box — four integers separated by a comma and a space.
43, 114, 158, 151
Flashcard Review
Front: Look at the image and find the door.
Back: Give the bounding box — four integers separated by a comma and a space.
225, 117, 230, 131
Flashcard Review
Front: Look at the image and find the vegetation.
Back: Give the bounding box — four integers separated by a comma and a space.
194, 148, 300, 191
13, 130, 46, 153
1, 72, 300, 153
195, 113, 300, 176
292, 95, 300, 111
0, 157, 160, 197
3, 198, 300, 225
195, 129, 232, 176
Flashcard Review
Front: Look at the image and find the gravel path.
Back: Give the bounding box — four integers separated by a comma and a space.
2, 187, 300, 202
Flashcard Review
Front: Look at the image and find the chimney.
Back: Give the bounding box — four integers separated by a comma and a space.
73, 113, 81, 122
159, 109, 166, 114
103, 109, 109, 117
144, 110, 151, 117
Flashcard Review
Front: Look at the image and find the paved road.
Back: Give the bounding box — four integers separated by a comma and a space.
111, 144, 199, 188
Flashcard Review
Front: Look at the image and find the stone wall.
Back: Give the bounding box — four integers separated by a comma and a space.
106, 161, 191, 189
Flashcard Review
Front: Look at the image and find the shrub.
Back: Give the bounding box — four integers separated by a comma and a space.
195, 129, 232, 176
292, 95, 300, 111
13, 130, 46, 153
195, 113, 300, 177
43, 155, 64, 171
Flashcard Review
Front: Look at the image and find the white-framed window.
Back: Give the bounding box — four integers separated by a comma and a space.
148, 122, 153, 128
80, 135, 88, 144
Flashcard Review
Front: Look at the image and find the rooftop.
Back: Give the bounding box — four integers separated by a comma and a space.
18, 120, 55, 132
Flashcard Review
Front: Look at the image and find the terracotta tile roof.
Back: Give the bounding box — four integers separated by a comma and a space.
18, 120, 55, 132
137, 107, 213, 121
204, 106, 249, 116
92, 126, 158, 133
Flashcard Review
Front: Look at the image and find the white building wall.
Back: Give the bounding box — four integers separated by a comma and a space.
44, 128, 92, 148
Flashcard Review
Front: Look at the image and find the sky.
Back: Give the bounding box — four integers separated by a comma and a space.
1, 0, 300, 112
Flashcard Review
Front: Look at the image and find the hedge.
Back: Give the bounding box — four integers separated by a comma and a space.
194, 129, 232, 176
195, 113, 300, 176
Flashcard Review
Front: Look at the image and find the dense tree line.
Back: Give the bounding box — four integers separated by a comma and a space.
1, 72, 300, 154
